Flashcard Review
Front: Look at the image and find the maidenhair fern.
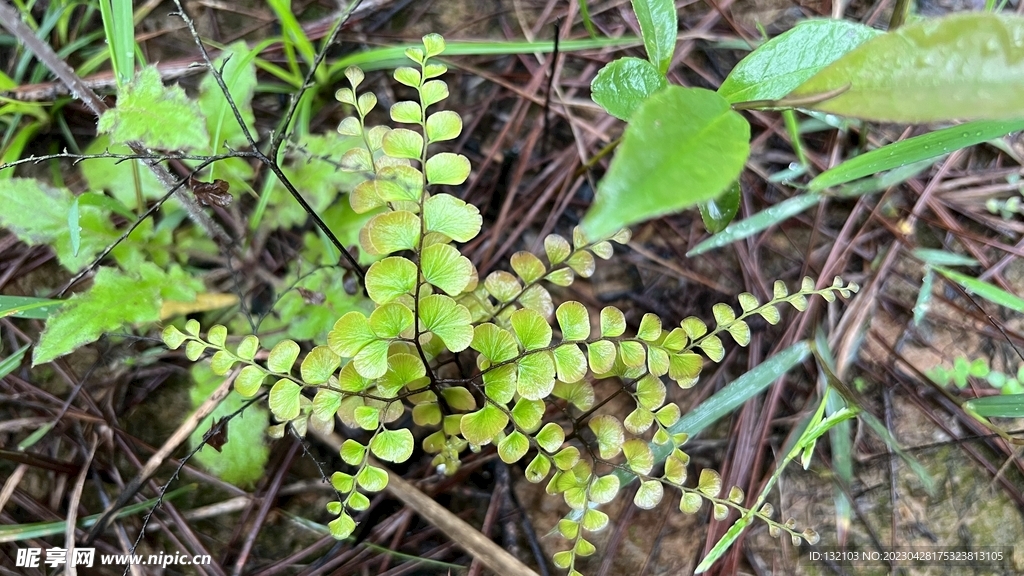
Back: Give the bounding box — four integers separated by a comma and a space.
163, 34, 859, 574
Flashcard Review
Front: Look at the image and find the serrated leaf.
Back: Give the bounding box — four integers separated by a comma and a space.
369, 302, 414, 339
365, 257, 418, 304
425, 152, 470, 185
299, 346, 340, 384
581, 87, 750, 240
591, 57, 667, 120
461, 405, 509, 445
425, 110, 462, 142
517, 351, 556, 400
369, 428, 414, 462
360, 210, 420, 255
511, 308, 552, 350
535, 422, 565, 453
589, 474, 620, 504
587, 340, 617, 374
498, 430, 530, 463
556, 301, 591, 341
382, 128, 424, 159
268, 378, 302, 421
421, 243, 474, 296
472, 323, 519, 362
423, 193, 482, 242
718, 19, 880, 103
419, 294, 474, 352
553, 344, 587, 383
622, 438, 654, 475
790, 13, 1024, 122
698, 468, 722, 497
265, 340, 298, 374
97, 67, 209, 151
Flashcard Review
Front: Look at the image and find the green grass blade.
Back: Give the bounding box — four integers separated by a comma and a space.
266, 0, 316, 66
809, 119, 1024, 191
934, 266, 1024, 314
98, 0, 135, 86
0, 295, 64, 319
0, 485, 196, 543
327, 37, 642, 75
964, 394, 1024, 418
579, 0, 598, 38
0, 344, 30, 378
913, 248, 979, 267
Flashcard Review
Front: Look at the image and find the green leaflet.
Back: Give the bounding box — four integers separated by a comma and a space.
631, 0, 677, 74
582, 87, 750, 239
591, 57, 667, 120
97, 66, 209, 151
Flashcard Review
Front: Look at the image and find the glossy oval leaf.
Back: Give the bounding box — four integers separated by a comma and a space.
698, 179, 741, 234
718, 19, 881, 103
632, 0, 677, 73
790, 13, 1024, 122
591, 57, 667, 120
582, 87, 750, 240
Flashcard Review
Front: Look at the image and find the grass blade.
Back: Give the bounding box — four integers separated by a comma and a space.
934, 266, 1024, 313
964, 394, 1024, 418
809, 119, 1024, 191
0, 295, 64, 319
0, 344, 29, 378
687, 193, 822, 256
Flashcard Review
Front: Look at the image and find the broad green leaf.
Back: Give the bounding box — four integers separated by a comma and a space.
300, 346, 340, 384
425, 152, 471, 185
97, 66, 209, 151
421, 243, 474, 296
809, 119, 1024, 191
425, 110, 462, 142
517, 352, 556, 400
556, 301, 591, 341
461, 405, 509, 445
267, 339, 300, 373
418, 294, 474, 352
472, 323, 519, 362
498, 430, 530, 463
328, 312, 376, 357
423, 194, 482, 242
790, 13, 1024, 122
0, 179, 119, 272
268, 378, 302, 421
718, 19, 881, 103
360, 210, 420, 255
189, 364, 269, 486
582, 87, 750, 239
699, 179, 741, 234
591, 57, 667, 120
34, 263, 200, 365
199, 42, 258, 149
632, 0, 677, 73
369, 302, 414, 338
510, 308, 552, 350
365, 257, 418, 304
370, 428, 415, 462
